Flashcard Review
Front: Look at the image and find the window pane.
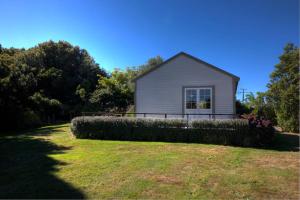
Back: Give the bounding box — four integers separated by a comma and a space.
205, 89, 210, 96
186, 89, 196, 101
199, 101, 211, 109
198, 89, 211, 109
191, 102, 197, 109
200, 89, 205, 96
205, 96, 210, 102
199, 96, 205, 101
186, 89, 197, 109
186, 101, 197, 109
199, 101, 206, 109
186, 102, 191, 109
206, 102, 211, 109
205, 94, 211, 108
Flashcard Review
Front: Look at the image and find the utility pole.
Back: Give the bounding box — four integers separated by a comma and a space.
238, 88, 251, 102
240, 88, 246, 102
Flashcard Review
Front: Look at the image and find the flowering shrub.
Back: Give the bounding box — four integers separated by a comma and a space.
240, 114, 275, 145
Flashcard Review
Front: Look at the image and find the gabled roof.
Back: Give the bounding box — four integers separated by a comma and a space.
132, 52, 240, 82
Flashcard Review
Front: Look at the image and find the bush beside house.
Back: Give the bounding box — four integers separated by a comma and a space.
71, 116, 274, 147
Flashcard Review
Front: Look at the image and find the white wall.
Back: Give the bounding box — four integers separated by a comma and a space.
135, 54, 236, 117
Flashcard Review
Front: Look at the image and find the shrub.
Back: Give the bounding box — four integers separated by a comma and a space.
70, 116, 275, 147
16, 109, 42, 130
244, 115, 275, 146
191, 119, 250, 145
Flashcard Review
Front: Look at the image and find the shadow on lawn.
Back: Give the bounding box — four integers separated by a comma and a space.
0, 122, 69, 137
267, 132, 300, 152
26, 123, 68, 136
0, 126, 85, 199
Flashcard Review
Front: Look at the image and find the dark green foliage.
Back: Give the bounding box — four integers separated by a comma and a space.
16, 109, 42, 129
71, 117, 275, 147
89, 71, 134, 112
0, 40, 163, 130
267, 43, 299, 132
245, 116, 275, 146
236, 100, 252, 115
0, 41, 107, 130
244, 92, 277, 124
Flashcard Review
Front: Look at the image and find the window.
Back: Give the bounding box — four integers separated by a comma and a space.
186, 89, 197, 109
185, 88, 212, 110
199, 89, 211, 109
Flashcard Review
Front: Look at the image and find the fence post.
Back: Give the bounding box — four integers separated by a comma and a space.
187, 114, 189, 124
144, 113, 146, 118
165, 113, 167, 119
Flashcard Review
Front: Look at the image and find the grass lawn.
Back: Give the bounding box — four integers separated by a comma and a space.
0, 123, 299, 199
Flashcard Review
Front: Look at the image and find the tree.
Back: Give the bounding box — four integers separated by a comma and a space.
267, 43, 299, 132
29, 92, 62, 121
137, 56, 163, 75
0, 40, 162, 130
0, 41, 108, 130
90, 70, 134, 112
244, 92, 256, 109
242, 92, 277, 123
89, 56, 164, 112
236, 100, 251, 115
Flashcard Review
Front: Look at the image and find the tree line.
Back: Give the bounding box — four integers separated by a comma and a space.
0, 40, 162, 130
0, 41, 298, 132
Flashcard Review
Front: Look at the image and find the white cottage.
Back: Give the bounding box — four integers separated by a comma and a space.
133, 52, 239, 119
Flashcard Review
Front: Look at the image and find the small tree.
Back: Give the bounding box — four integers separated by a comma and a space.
138, 56, 163, 75
243, 92, 277, 123
89, 70, 134, 112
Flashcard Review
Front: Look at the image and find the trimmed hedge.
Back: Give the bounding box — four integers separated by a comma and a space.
70, 116, 275, 147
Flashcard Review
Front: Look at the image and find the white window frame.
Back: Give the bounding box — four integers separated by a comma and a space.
184, 87, 212, 110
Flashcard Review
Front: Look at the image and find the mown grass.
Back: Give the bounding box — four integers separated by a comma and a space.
0, 123, 299, 199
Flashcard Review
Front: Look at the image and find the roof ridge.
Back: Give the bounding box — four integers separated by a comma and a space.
132, 52, 240, 82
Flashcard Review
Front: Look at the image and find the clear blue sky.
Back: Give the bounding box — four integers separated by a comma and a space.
0, 0, 299, 100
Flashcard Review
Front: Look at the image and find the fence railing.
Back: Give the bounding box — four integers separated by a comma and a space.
81, 112, 239, 121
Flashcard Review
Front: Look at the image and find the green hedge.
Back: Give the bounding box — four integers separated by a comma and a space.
70, 116, 274, 147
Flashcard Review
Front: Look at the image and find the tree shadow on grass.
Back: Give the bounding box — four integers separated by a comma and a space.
25, 123, 69, 137
0, 131, 85, 199
0, 123, 69, 137
266, 132, 300, 152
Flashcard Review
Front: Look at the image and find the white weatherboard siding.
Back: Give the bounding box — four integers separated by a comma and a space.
135, 54, 235, 118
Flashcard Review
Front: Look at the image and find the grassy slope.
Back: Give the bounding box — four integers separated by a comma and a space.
0, 124, 299, 199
